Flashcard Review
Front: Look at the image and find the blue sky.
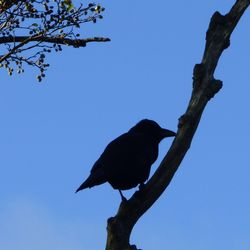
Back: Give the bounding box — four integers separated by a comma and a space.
0, 1, 250, 249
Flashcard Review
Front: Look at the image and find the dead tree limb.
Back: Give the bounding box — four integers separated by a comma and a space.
105, 1, 250, 249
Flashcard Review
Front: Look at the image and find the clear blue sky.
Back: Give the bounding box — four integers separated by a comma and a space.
1, 1, 250, 249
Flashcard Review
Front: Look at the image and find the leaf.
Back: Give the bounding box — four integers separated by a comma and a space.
63, 0, 74, 11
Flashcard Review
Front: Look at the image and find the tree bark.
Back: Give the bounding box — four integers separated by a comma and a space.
106, 1, 250, 249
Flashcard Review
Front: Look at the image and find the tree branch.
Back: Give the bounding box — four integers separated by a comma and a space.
105, 1, 250, 249
0, 35, 34, 63
0, 0, 20, 13
0, 1, 108, 80
0, 35, 110, 63
0, 35, 110, 46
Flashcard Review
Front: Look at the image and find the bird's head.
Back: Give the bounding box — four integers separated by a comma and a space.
129, 119, 176, 141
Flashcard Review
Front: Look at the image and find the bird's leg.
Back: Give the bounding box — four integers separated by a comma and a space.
118, 189, 127, 202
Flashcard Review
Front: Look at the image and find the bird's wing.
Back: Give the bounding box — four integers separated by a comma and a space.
92, 132, 158, 175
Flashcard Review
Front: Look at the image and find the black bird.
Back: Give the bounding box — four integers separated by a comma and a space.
76, 119, 176, 201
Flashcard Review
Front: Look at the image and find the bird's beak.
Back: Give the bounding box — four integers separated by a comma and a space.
161, 128, 176, 138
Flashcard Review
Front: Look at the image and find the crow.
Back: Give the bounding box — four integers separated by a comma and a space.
75, 119, 176, 201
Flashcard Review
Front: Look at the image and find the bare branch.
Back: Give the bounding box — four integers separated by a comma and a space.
105, 1, 250, 249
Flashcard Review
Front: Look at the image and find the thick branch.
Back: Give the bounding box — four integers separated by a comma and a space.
106, 1, 250, 249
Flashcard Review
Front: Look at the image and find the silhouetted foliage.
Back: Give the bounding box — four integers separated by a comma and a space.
0, 0, 109, 81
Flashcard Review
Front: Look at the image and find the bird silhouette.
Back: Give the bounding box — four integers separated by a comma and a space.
76, 119, 176, 201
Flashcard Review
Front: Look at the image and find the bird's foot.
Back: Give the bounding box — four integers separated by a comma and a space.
133, 183, 146, 200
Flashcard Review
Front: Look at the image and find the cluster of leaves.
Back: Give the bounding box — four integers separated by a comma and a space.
0, 0, 105, 81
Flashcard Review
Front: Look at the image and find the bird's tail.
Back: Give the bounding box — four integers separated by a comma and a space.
75, 170, 107, 193
75, 177, 92, 193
